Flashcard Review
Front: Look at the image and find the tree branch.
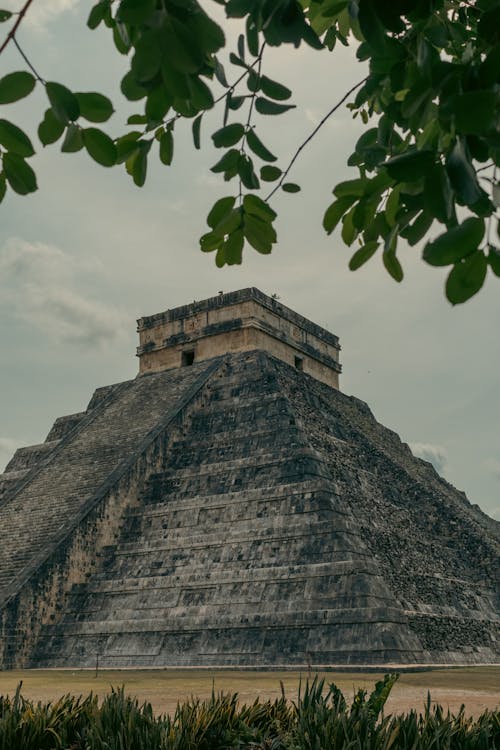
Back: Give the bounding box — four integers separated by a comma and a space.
0, 0, 36, 56
13, 38, 44, 83
265, 76, 367, 202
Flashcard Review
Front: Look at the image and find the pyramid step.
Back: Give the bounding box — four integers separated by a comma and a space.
82, 559, 381, 593
115, 517, 361, 553
48, 605, 410, 635
126, 479, 336, 516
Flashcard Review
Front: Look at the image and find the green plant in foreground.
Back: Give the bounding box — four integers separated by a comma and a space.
0, 676, 498, 749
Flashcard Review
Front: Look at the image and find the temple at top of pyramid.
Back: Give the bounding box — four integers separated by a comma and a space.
0, 289, 499, 669
136, 287, 342, 388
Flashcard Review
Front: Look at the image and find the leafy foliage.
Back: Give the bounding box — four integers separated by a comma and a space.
0, 0, 499, 303
0, 678, 499, 749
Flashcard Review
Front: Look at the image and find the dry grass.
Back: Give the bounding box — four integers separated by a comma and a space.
0, 667, 498, 718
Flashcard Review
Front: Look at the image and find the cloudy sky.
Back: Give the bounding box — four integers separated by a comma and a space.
1, 1, 499, 521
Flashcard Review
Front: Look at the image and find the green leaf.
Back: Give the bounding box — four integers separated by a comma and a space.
129, 145, 148, 187
214, 207, 242, 236
82, 127, 116, 167
238, 154, 259, 190
334, 178, 366, 198
145, 85, 171, 121
423, 218, 485, 267
246, 69, 260, 93
353, 195, 379, 231
210, 148, 239, 174
212, 123, 245, 148
192, 114, 202, 150
400, 210, 433, 246
237, 32, 245, 61
132, 32, 162, 84
384, 150, 434, 182
488, 247, 500, 277
243, 213, 276, 254
0, 71, 36, 104
226, 0, 255, 18
229, 51, 247, 69
260, 165, 282, 182
87, 1, 108, 29
385, 187, 400, 227
61, 123, 83, 153
127, 114, 147, 125
367, 675, 399, 720
243, 194, 276, 223
46, 82, 80, 124
255, 98, 295, 115
76, 92, 114, 123
349, 241, 379, 271
383, 225, 403, 282
446, 138, 485, 207
224, 228, 244, 265
323, 196, 357, 235
187, 75, 214, 112
117, 0, 155, 25
246, 129, 277, 162
38, 108, 65, 146
159, 130, 174, 165
215, 247, 226, 267
245, 16, 259, 57
200, 230, 223, 253
446, 251, 487, 305
383, 249, 404, 282
341, 205, 357, 246
0, 173, 5, 202
3, 153, 37, 194
113, 21, 130, 54
0, 119, 34, 157
424, 165, 454, 224
0, 10, 12, 21
260, 76, 292, 101
121, 71, 147, 102
446, 91, 498, 135
207, 196, 236, 229
115, 132, 141, 163
214, 58, 228, 87
282, 182, 300, 193
228, 94, 246, 111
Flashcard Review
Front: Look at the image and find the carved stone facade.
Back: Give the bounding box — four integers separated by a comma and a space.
0, 290, 498, 668
137, 288, 341, 389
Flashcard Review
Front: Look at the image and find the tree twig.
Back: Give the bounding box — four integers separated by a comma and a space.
265, 76, 367, 201
239, 42, 265, 204
0, 0, 35, 56
13, 38, 45, 83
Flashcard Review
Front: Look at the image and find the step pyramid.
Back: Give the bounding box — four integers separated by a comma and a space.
0, 289, 498, 667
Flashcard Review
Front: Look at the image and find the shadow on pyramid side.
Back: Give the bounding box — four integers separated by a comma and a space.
0, 290, 498, 668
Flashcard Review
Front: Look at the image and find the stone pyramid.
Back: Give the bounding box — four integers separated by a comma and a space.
0, 288, 498, 668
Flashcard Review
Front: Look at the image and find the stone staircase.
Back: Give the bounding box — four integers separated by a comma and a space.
0, 358, 230, 667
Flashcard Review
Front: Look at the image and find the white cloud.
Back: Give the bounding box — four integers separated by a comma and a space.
409, 442, 448, 474
0, 238, 129, 347
0, 437, 22, 473
2, 0, 79, 31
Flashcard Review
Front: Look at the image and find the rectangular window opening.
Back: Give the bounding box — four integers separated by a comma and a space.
182, 350, 195, 367
294, 356, 304, 371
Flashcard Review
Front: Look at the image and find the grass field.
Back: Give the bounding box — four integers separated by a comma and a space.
0, 667, 498, 717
